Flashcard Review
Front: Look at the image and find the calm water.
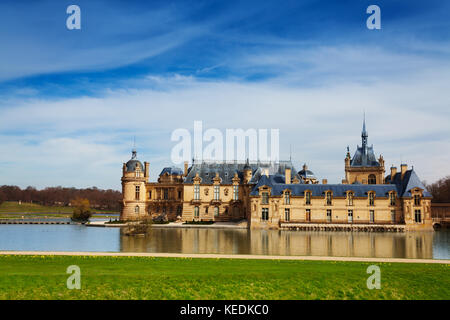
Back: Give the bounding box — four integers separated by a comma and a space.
0, 224, 448, 259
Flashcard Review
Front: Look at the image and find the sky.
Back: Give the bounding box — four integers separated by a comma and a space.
0, 0, 449, 190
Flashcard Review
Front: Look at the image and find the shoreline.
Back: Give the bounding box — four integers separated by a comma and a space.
0, 250, 448, 264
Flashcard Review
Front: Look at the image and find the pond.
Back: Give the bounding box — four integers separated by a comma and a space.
0, 224, 448, 259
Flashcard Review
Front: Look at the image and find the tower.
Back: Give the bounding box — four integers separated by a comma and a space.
344, 116, 385, 184
120, 149, 149, 220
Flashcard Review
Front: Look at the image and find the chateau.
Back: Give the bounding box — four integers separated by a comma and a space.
121, 120, 433, 231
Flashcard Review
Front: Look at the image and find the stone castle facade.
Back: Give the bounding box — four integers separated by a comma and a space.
121, 120, 433, 231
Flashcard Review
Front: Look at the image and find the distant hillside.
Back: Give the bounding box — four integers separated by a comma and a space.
0, 186, 122, 211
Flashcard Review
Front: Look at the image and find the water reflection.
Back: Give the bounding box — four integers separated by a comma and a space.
120, 228, 443, 259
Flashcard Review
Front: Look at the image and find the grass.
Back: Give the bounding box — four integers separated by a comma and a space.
0, 255, 448, 300
0, 201, 119, 218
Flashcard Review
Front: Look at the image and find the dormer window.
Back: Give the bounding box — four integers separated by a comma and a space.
369, 192, 375, 206
262, 192, 269, 204
135, 168, 141, 178
284, 191, 290, 205
390, 192, 396, 206
414, 194, 421, 206
347, 192, 354, 206
305, 191, 311, 205
326, 191, 332, 205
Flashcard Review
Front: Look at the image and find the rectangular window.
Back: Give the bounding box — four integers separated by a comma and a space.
261, 208, 269, 221
178, 190, 182, 199
390, 193, 396, 206
348, 210, 353, 223
194, 206, 199, 218
414, 195, 421, 206
233, 185, 239, 200
163, 189, 169, 200
214, 185, 220, 200
214, 206, 219, 216
306, 209, 311, 222
327, 209, 332, 222
284, 192, 290, 205
391, 210, 396, 223
135, 186, 140, 200
414, 209, 422, 223
262, 192, 269, 204
285, 208, 290, 221
369, 193, 374, 206
326, 192, 332, 205
194, 185, 200, 200
148, 191, 152, 200
370, 210, 375, 223
305, 192, 311, 205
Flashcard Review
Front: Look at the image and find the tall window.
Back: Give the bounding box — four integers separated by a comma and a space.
414, 195, 421, 206
163, 188, 169, 200
390, 192, 396, 206
135, 186, 140, 200
148, 191, 152, 200
326, 209, 332, 222
285, 208, 290, 221
348, 192, 353, 206
284, 191, 290, 205
178, 190, 182, 199
135, 205, 139, 214
135, 169, 141, 178
369, 192, 375, 206
305, 191, 311, 205
261, 208, 269, 221
348, 210, 353, 223
194, 185, 200, 200
414, 209, 422, 223
370, 210, 375, 223
368, 174, 376, 184
194, 206, 199, 218
326, 192, 332, 205
233, 185, 239, 200
262, 192, 269, 204
214, 206, 219, 216
306, 209, 311, 222
391, 210, 396, 223
214, 185, 220, 200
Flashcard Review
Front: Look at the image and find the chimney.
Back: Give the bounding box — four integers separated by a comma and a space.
184, 161, 189, 176
400, 164, 407, 180
390, 166, 397, 178
322, 179, 328, 184
144, 162, 150, 178
285, 167, 291, 184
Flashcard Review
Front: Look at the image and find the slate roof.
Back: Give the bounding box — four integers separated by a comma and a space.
385, 169, 431, 197
125, 159, 144, 172
183, 160, 301, 184
250, 168, 431, 198
160, 167, 183, 176
350, 145, 380, 167
250, 175, 397, 197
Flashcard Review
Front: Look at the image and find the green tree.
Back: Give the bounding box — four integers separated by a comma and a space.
71, 198, 92, 222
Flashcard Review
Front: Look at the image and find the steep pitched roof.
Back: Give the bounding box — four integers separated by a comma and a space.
385, 169, 431, 197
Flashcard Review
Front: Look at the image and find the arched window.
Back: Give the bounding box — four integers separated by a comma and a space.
194, 206, 199, 217
368, 174, 376, 184
214, 206, 219, 216
134, 205, 139, 214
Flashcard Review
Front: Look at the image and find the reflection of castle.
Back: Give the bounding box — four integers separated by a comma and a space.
120, 229, 434, 259
121, 119, 433, 231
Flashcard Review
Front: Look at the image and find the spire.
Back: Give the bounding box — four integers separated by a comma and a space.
361, 112, 368, 151
131, 136, 137, 159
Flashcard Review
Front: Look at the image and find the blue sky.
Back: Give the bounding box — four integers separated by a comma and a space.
0, 0, 449, 189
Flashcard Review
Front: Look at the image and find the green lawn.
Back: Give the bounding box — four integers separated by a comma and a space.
0, 201, 118, 217
0, 255, 448, 300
